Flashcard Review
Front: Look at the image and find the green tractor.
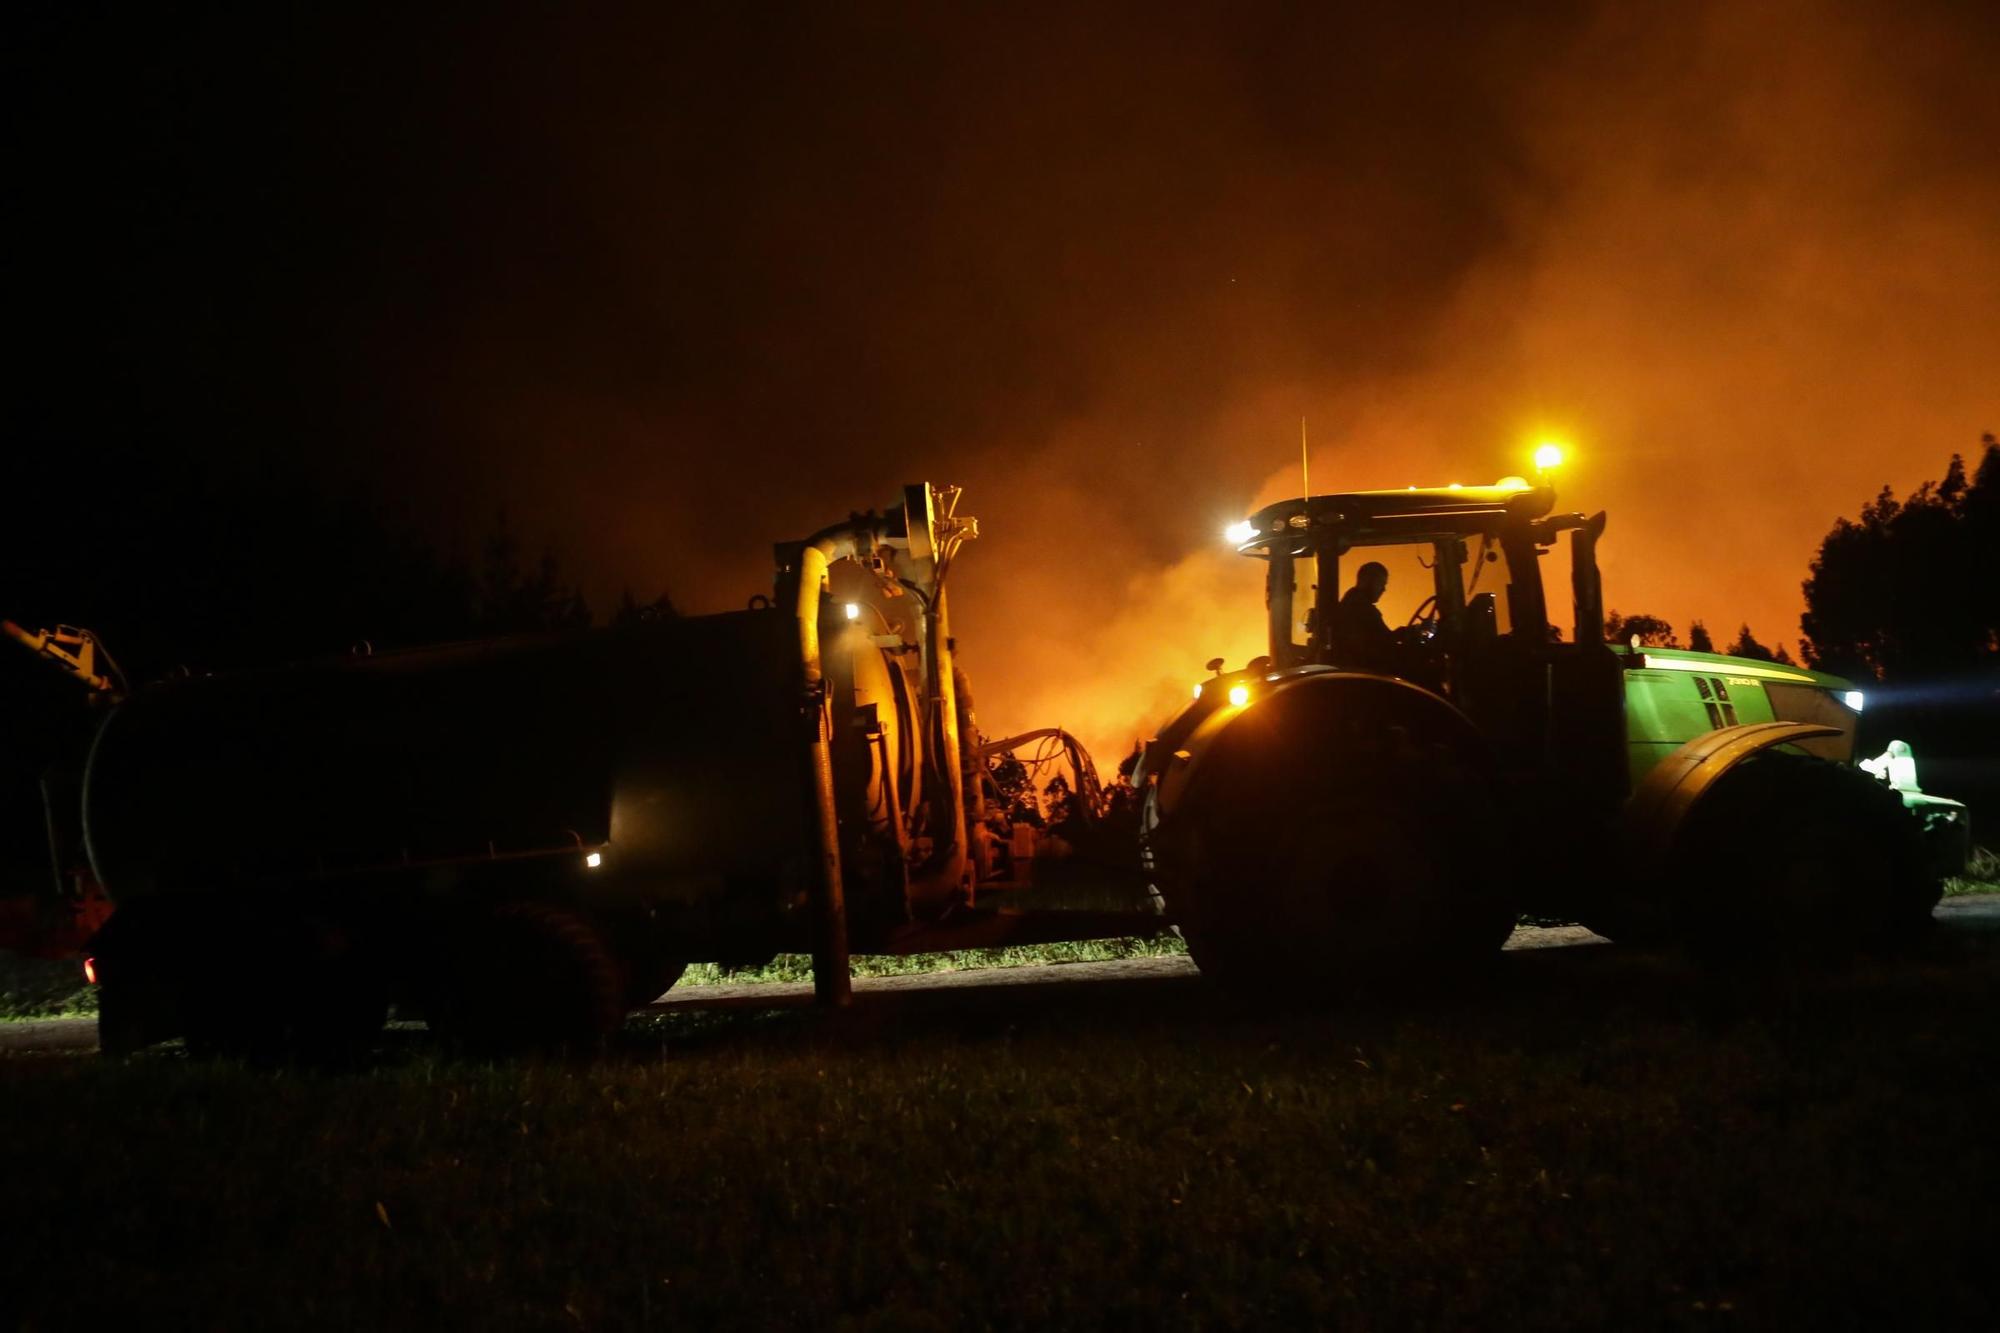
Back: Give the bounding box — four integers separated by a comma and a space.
1135, 475, 1946, 986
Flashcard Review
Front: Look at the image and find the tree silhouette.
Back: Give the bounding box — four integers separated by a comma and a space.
987, 753, 1043, 828
1687, 620, 1715, 653
1802, 437, 2000, 680
1041, 772, 1078, 829
1799, 437, 1998, 826
477, 512, 591, 635
1604, 610, 1677, 647
1725, 624, 1777, 662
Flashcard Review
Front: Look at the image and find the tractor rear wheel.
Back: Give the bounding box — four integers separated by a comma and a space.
1155, 738, 1515, 998
1670, 752, 1936, 961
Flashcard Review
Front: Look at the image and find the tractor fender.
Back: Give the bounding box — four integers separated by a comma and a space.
1150, 670, 1490, 824
1621, 721, 1843, 863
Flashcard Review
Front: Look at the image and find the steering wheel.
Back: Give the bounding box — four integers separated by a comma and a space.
1399, 594, 1440, 643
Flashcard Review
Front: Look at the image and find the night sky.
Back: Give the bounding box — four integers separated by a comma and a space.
13, 1, 1998, 760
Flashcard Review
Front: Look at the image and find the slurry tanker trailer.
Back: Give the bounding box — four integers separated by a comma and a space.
34, 484, 1155, 1055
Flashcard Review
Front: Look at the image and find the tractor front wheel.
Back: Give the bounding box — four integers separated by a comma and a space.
1670, 752, 1937, 961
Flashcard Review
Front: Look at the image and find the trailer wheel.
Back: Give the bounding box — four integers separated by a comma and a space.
88, 900, 184, 1057
91, 900, 385, 1061
180, 914, 387, 1063
431, 901, 626, 1054
1670, 752, 1937, 961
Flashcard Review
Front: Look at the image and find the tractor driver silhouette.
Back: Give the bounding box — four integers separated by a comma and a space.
1330, 560, 1395, 673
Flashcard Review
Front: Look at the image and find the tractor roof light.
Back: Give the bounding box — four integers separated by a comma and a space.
1533, 441, 1565, 472
585, 851, 604, 868
843, 602, 862, 621
1224, 519, 1257, 545
1227, 683, 1251, 708
1843, 690, 1865, 712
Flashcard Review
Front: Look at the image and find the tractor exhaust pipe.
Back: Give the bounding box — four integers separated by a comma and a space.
1571, 511, 1608, 646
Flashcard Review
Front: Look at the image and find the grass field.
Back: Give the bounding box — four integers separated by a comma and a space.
0, 937, 1194, 1023
680, 933, 1191, 987
3, 914, 1997, 1330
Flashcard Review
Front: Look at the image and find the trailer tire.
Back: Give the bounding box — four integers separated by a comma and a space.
88, 900, 186, 1057
431, 901, 626, 1054
91, 899, 385, 1061
1670, 752, 1937, 961
178, 913, 387, 1063
96, 975, 170, 1057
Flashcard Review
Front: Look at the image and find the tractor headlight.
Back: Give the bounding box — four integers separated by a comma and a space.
1227, 683, 1251, 708
1842, 690, 1865, 712
1224, 520, 1257, 545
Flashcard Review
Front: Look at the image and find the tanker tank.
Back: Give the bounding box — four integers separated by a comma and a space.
84, 610, 812, 914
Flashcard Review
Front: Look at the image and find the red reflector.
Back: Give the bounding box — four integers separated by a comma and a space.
83, 957, 99, 985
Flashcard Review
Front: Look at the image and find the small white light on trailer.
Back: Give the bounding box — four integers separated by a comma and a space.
843, 603, 861, 621
585, 852, 603, 869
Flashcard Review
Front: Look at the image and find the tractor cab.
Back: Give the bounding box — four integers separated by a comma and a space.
1225, 478, 1625, 794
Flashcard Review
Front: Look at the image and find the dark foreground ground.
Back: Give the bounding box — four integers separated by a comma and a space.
3, 906, 1997, 1331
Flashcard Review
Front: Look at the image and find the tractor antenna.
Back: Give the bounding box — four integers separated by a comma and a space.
1300, 416, 1309, 503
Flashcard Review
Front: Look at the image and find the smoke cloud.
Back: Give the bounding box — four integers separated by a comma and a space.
945, 1, 2000, 759
20, 1, 1998, 765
